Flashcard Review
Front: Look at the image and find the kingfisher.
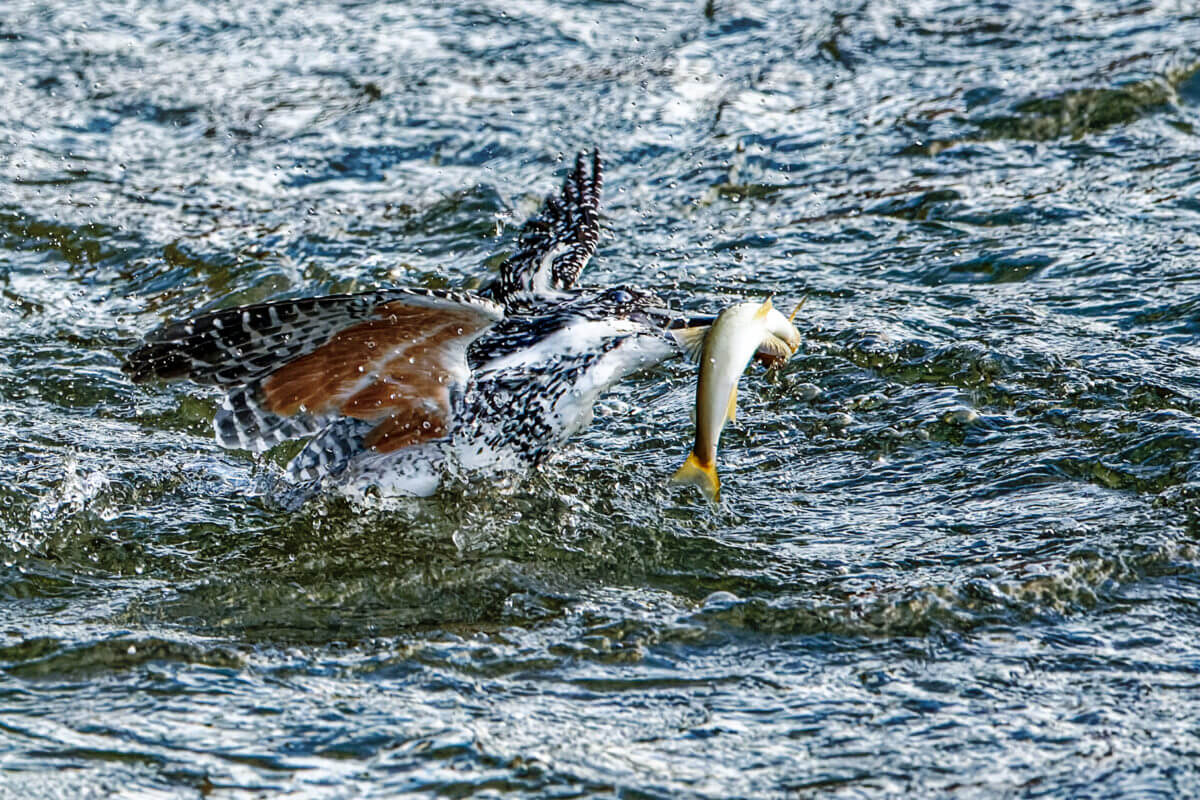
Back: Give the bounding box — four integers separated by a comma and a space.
125, 152, 793, 501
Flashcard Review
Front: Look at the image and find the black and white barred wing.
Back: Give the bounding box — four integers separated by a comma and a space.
124, 288, 503, 457
488, 150, 603, 308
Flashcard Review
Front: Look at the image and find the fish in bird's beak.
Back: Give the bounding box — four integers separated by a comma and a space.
669, 298, 803, 502
668, 299, 803, 369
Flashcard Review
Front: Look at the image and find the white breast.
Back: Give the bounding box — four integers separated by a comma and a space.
550, 334, 675, 437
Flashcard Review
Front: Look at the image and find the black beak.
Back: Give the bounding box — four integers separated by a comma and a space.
666, 313, 717, 330
632, 305, 678, 329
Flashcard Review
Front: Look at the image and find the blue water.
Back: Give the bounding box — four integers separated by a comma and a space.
2, 1, 1200, 796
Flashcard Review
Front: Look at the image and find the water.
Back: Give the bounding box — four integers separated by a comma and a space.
2, 0, 1200, 796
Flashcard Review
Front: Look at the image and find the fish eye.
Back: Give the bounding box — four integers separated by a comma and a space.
611, 289, 634, 304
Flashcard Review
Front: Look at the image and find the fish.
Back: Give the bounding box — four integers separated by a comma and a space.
669, 298, 802, 501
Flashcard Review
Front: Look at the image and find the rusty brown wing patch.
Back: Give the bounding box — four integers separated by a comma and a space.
260, 301, 495, 453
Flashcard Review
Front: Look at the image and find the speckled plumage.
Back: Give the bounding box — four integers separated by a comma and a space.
125, 153, 688, 499
481, 150, 604, 312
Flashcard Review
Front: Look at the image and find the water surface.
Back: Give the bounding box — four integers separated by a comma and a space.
2, 0, 1200, 796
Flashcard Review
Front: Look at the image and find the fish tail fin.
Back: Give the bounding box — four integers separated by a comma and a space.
670, 452, 720, 502
754, 298, 774, 320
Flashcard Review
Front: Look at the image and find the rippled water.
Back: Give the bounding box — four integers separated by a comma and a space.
2, 0, 1200, 796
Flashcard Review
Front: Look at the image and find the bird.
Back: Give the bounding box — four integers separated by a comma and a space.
124, 152, 742, 502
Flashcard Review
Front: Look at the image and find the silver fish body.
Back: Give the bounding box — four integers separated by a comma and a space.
670, 299, 801, 501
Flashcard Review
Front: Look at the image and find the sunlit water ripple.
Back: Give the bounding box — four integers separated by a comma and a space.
2, 0, 1200, 796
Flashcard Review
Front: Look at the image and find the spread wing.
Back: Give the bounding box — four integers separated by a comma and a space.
485, 150, 603, 309
125, 288, 503, 457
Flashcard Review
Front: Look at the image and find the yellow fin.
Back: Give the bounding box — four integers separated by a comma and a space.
669, 452, 720, 502
726, 386, 737, 423
788, 295, 808, 323
670, 326, 709, 363
754, 298, 774, 320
